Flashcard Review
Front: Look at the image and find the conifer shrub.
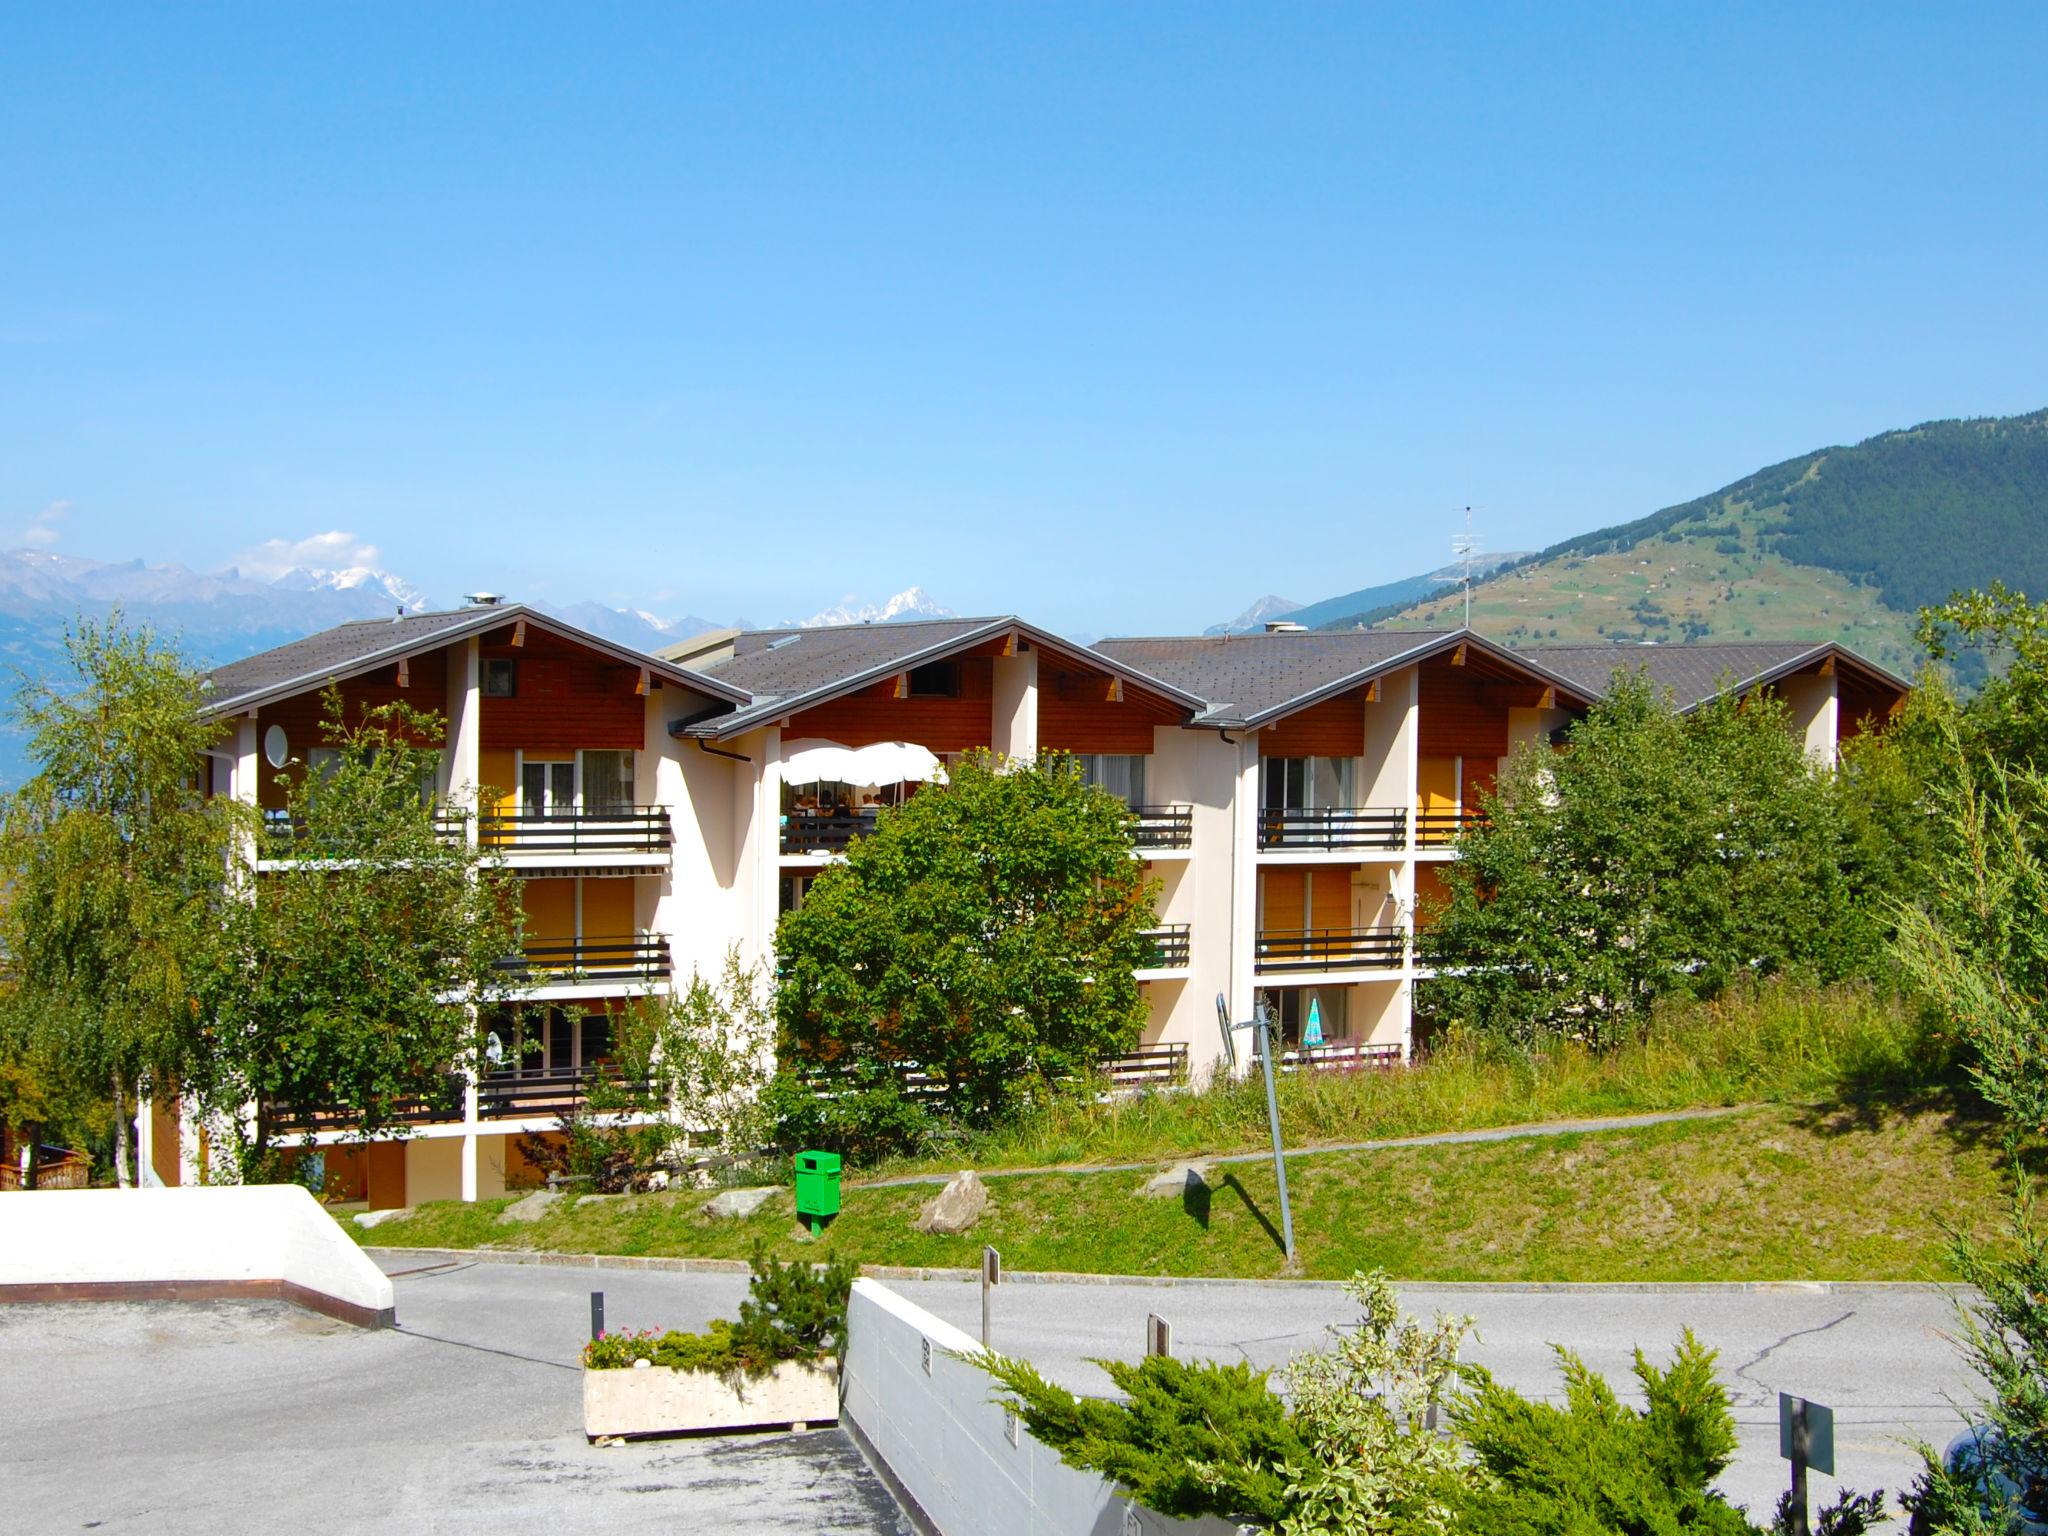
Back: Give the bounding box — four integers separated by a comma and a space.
582, 1241, 855, 1378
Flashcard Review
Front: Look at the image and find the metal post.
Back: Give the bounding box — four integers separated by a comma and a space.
1787, 1399, 1809, 1536
1253, 1003, 1295, 1263
981, 1246, 1000, 1349
590, 1290, 605, 1342
1146, 1314, 1172, 1357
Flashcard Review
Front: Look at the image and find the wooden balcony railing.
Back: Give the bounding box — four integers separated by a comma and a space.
1128, 804, 1194, 851
1414, 808, 1483, 847
479, 1068, 654, 1120
1257, 807, 1407, 852
479, 807, 671, 856
1100, 1042, 1189, 1090
494, 934, 671, 986
1253, 1039, 1404, 1075
780, 809, 879, 856
1253, 925, 1406, 973
1138, 924, 1192, 969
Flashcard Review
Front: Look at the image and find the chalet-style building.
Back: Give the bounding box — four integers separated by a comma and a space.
136, 600, 1909, 1205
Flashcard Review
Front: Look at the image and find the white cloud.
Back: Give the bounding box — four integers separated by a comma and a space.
234, 530, 383, 580
21, 499, 70, 548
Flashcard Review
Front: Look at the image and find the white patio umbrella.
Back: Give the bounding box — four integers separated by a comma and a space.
779, 739, 864, 784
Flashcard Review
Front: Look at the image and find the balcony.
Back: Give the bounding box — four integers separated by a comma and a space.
258, 807, 467, 866
1257, 807, 1407, 853
479, 1067, 654, 1121
1254, 925, 1405, 973
1137, 924, 1191, 970
781, 808, 880, 857
494, 933, 671, 989
1100, 1042, 1189, 1090
1128, 803, 1194, 853
1414, 808, 1482, 848
479, 806, 672, 866
1252, 1038, 1404, 1074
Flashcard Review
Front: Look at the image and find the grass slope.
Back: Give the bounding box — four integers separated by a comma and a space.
1337, 408, 2048, 667
350, 1100, 2007, 1282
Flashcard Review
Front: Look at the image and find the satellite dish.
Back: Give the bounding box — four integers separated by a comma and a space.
263, 725, 289, 769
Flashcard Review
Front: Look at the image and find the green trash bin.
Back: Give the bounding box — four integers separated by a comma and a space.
794, 1150, 842, 1233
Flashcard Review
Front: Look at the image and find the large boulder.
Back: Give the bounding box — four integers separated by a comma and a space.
498, 1190, 560, 1224
1141, 1161, 1213, 1199
704, 1186, 776, 1220
913, 1170, 988, 1236
353, 1207, 412, 1230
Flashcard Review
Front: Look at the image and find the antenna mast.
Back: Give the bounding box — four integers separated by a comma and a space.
1450, 506, 1481, 628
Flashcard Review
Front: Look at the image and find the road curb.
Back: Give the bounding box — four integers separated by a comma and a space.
365, 1246, 1965, 1295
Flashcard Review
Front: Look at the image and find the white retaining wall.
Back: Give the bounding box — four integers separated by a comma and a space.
842, 1278, 1243, 1536
0, 1185, 396, 1326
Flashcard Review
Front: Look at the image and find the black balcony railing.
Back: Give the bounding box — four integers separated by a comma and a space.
1252, 1038, 1405, 1074
1254, 925, 1406, 973
1128, 803, 1194, 851
780, 809, 880, 856
1138, 924, 1192, 969
1414, 808, 1482, 847
479, 807, 671, 856
1257, 807, 1407, 852
494, 934, 671, 985
1100, 1042, 1189, 1090
260, 807, 467, 857
479, 1067, 654, 1120
265, 1076, 466, 1135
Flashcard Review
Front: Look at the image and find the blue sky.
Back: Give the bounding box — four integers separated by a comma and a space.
2, 4, 2044, 633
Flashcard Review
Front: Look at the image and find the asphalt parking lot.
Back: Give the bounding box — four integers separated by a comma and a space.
1, 1257, 908, 1536
2, 1254, 1979, 1531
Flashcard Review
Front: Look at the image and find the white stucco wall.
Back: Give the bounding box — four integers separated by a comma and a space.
0, 1185, 395, 1323
841, 1278, 1239, 1536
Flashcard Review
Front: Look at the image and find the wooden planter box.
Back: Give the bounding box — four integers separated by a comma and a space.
583, 1358, 840, 1439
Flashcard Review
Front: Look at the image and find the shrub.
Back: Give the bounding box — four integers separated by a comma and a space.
582, 1241, 856, 1377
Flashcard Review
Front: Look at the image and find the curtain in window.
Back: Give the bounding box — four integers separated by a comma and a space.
581, 751, 634, 814
1081, 754, 1147, 807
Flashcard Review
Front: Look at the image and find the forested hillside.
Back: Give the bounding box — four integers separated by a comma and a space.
1359, 408, 2048, 670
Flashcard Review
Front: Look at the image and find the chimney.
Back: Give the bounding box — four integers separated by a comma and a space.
463, 592, 505, 607
1264, 619, 1308, 634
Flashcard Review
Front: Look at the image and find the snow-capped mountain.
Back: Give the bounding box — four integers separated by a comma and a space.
789, 587, 956, 628
263, 563, 432, 614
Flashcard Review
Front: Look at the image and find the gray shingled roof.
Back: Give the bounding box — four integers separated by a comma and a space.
203, 604, 749, 718
680, 616, 1206, 739
1094, 630, 1472, 727
1519, 642, 1906, 712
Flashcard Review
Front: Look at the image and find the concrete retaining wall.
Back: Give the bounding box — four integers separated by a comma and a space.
0, 1185, 396, 1327
842, 1277, 1241, 1536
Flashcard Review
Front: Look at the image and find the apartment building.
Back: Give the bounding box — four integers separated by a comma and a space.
137, 602, 1908, 1203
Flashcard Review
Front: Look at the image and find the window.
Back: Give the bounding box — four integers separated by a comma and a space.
1260, 755, 1354, 812
1255, 987, 1349, 1049
906, 660, 960, 697
1078, 754, 1147, 807
522, 759, 574, 817
581, 751, 634, 814
483, 658, 518, 697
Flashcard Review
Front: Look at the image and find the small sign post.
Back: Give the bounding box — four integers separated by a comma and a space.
590, 1290, 605, 1342
1146, 1313, 1172, 1357
1779, 1393, 1835, 1536
1214, 992, 1296, 1263
981, 1245, 1000, 1348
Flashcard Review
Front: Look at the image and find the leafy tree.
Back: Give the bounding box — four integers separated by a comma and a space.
0, 617, 244, 1185
515, 952, 775, 1190
1420, 672, 1867, 1045
192, 692, 524, 1174
774, 751, 1157, 1124
1918, 582, 2048, 775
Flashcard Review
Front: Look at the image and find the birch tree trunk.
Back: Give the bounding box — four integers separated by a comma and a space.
111, 1070, 132, 1188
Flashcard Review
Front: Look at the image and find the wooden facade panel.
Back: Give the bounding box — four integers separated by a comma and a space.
1258, 691, 1367, 758
1418, 660, 1511, 760
1418, 756, 1458, 815
1838, 675, 1900, 742
366, 1141, 406, 1210
1261, 869, 1307, 930
787, 660, 995, 753
1312, 867, 1351, 924
480, 655, 642, 753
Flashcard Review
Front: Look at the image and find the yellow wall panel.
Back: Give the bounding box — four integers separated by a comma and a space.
580, 877, 635, 939
521, 879, 576, 942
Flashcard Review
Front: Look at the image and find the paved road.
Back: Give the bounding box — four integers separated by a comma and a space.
1, 1257, 907, 1536
4, 1255, 1980, 1530
892, 1272, 1975, 1520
